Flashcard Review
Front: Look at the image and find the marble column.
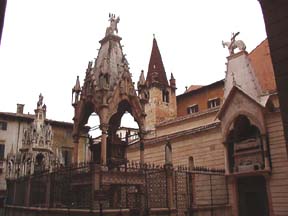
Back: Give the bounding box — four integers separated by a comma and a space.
140, 140, 144, 165
100, 124, 108, 166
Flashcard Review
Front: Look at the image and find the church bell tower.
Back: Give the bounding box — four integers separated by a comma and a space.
138, 36, 177, 135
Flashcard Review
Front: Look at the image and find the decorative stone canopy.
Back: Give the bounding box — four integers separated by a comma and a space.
72, 15, 146, 165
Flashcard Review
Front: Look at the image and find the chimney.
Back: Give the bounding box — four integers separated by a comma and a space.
16, 104, 24, 114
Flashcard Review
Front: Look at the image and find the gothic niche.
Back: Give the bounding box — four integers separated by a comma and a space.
226, 115, 264, 173
99, 73, 110, 89
34, 153, 45, 173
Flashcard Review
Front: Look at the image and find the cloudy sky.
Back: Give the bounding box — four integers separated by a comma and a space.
0, 0, 267, 129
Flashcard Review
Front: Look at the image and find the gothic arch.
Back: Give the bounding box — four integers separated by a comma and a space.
222, 110, 265, 143
224, 114, 266, 173
72, 100, 94, 139
107, 95, 145, 130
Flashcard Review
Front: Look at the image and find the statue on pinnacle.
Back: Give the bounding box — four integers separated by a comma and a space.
105, 13, 120, 36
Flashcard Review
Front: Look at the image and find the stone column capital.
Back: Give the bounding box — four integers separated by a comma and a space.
100, 123, 109, 132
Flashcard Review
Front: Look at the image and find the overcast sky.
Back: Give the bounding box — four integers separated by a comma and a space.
0, 0, 267, 129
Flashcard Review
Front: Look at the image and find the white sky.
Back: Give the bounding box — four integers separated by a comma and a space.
0, 0, 267, 129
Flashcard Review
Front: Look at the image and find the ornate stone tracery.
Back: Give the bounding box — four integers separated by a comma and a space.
72, 14, 146, 167
6, 95, 58, 179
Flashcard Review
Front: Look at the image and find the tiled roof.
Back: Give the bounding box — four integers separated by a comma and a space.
177, 80, 224, 98
185, 85, 203, 93
249, 39, 276, 92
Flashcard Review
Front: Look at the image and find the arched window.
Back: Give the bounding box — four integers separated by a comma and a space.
162, 90, 169, 103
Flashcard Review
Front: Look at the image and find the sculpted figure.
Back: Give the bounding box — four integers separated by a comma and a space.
105, 13, 120, 36
165, 141, 172, 165
37, 93, 43, 108
222, 32, 246, 55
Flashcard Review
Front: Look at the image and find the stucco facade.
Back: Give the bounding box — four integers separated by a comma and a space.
0, 113, 32, 197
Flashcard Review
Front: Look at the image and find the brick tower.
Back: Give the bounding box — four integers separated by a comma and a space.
138, 36, 177, 135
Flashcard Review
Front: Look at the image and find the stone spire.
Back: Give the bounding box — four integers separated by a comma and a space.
72, 76, 81, 106
146, 37, 168, 87
73, 76, 81, 92
138, 70, 149, 103
169, 72, 176, 89
82, 14, 127, 106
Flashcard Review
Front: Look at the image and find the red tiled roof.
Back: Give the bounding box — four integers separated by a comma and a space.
177, 80, 224, 98
185, 85, 203, 93
249, 39, 276, 92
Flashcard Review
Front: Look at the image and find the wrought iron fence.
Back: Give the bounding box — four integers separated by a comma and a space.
174, 166, 228, 216
6, 162, 228, 215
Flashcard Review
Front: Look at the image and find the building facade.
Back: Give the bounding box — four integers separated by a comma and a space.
127, 37, 288, 215
3, 14, 288, 216
0, 95, 89, 203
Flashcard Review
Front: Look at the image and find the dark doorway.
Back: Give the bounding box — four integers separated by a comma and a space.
238, 176, 269, 216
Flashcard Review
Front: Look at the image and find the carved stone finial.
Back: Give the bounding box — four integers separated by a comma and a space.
170, 72, 176, 89
74, 76, 81, 92
222, 32, 246, 55
138, 70, 146, 86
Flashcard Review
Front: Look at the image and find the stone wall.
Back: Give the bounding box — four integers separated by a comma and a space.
265, 111, 288, 215
128, 126, 225, 169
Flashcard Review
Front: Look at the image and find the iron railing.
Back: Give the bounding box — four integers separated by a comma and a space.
6, 162, 228, 216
